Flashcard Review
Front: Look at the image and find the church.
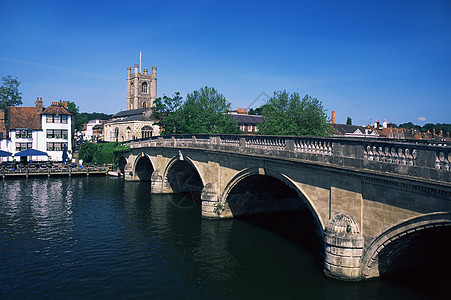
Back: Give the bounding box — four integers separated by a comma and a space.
103, 64, 160, 142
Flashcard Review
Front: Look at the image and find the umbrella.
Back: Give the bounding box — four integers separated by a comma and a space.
0, 150, 12, 157
62, 144, 68, 164
14, 149, 49, 157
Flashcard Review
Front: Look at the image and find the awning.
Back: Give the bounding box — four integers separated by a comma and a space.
14, 149, 49, 157
0, 150, 12, 157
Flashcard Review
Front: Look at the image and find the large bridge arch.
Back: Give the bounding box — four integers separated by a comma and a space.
162, 155, 205, 196
133, 153, 155, 181
361, 211, 451, 279
219, 167, 326, 230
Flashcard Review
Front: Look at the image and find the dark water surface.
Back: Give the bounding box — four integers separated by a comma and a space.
0, 177, 436, 299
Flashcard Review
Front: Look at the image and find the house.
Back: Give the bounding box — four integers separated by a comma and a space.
0, 98, 73, 161
82, 119, 106, 142
229, 108, 264, 135
331, 124, 379, 137
330, 111, 379, 138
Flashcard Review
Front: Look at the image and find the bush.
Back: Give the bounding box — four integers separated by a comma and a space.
79, 142, 130, 167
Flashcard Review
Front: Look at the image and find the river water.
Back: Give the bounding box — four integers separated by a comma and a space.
0, 177, 439, 299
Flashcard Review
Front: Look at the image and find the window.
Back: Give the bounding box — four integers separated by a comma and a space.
46, 114, 68, 124
47, 142, 67, 151
15, 129, 32, 139
142, 82, 148, 93
114, 127, 119, 142
16, 142, 32, 151
47, 129, 68, 139
141, 126, 152, 138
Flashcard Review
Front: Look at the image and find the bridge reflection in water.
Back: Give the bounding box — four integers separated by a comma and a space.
120, 134, 451, 282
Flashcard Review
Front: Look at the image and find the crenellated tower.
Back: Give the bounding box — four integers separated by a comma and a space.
126, 64, 157, 110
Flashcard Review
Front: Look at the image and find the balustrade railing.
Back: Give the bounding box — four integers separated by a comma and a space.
123, 135, 451, 176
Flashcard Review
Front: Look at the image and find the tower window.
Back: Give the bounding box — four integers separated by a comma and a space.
142, 82, 148, 93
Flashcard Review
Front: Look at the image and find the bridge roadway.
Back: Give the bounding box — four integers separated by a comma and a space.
118, 134, 451, 281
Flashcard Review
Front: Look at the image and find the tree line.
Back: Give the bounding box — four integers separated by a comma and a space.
153, 87, 332, 136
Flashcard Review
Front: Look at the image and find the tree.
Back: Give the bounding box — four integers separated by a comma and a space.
258, 90, 332, 136
0, 75, 22, 121
156, 87, 240, 135
346, 117, 352, 125
152, 92, 184, 134
64, 101, 86, 132
63, 100, 111, 132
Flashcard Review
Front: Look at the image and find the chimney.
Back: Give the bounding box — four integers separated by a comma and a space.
376, 120, 380, 129
389, 122, 393, 128
62, 101, 68, 108
36, 97, 43, 113
331, 111, 336, 124
238, 108, 247, 115
383, 119, 387, 128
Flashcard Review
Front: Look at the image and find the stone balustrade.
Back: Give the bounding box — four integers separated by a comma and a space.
124, 135, 450, 183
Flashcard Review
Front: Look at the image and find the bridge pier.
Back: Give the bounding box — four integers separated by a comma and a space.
323, 213, 364, 280
201, 183, 221, 219
151, 170, 165, 193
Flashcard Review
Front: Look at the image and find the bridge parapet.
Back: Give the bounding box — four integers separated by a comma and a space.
124, 135, 450, 184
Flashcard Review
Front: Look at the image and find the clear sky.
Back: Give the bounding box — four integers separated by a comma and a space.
1, 0, 450, 126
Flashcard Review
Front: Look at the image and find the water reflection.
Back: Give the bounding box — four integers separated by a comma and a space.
0, 177, 436, 299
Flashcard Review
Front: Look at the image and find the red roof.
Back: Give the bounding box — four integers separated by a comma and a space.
41, 105, 73, 115
8, 107, 42, 130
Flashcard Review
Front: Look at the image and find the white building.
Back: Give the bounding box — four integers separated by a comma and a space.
2, 98, 73, 162
82, 119, 105, 141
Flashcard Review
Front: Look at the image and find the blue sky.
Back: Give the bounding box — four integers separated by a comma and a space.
1, 0, 450, 126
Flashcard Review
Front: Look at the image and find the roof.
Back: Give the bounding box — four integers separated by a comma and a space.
109, 114, 158, 123
112, 108, 148, 118
332, 124, 367, 135
41, 105, 73, 115
109, 108, 157, 123
230, 114, 265, 124
8, 107, 42, 130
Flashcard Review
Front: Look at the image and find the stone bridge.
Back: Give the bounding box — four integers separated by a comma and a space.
118, 134, 451, 281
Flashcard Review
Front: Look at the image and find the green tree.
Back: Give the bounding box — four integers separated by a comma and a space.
64, 101, 86, 131
258, 90, 332, 136
248, 106, 265, 115
0, 75, 22, 121
79, 142, 130, 167
346, 117, 352, 125
152, 92, 184, 134
156, 87, 240, 135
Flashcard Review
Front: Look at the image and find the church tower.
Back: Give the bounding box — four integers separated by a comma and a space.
126, 64, 157, 110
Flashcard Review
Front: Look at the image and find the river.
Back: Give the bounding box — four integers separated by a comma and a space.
0, 176, 440, 299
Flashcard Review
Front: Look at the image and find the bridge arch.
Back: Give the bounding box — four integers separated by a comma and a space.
361, 211, 451, 279
133, 153, 155, 181
118, 156, 127, 175
163, 155, 204, 195
220, 167, 325, 230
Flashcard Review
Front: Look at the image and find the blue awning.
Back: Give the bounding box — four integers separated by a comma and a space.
14, 149, 49, 157
0, 150, 12, 157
